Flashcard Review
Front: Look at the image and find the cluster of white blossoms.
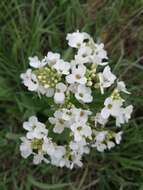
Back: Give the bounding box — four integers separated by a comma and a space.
20, 31, 133, 168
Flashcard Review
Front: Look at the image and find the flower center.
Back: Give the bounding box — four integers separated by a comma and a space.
108, 104, 112, 109
76, 43, 81, 47
58, 118, 65, 125
82, 53, 87, 57
80, 111, 85, 117
77, 126, 82, 131
75, 74, 81, 79
79, 93, 84, 97
31, 139, 43, 150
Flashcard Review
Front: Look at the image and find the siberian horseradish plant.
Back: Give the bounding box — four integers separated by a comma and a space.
20, 31, 133, 169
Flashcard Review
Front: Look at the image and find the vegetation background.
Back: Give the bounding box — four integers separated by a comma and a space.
0, 0, 143, 189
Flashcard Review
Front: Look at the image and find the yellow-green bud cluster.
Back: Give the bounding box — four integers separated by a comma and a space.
31, 138, 43, 150
34, 67, 61, 88
64, 149, 72, 160
86, 64, 97, 87
111, 89, 121, 100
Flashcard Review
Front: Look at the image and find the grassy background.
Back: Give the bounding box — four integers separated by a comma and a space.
0, 0, 143, 189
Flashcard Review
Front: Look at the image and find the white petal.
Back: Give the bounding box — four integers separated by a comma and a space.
101, 108, 110, 119
49, 117, 56, 124
29, 116, 38, 124
46, 52, 60, 66
53, 125, 65, 134
115, 131, 123, 144
74, 132, 82, 141
29, 56, 41, 68
23, 122, 31, 131
107, 141, 115, 149
56, 83, 67, 92
45, 88, 54, 97
26, 131, 34, 139
66, 74, 75, 84
104, 97, 112, 106
33, 154, 43, 164
117, 81, 131, 94
20, 141, 32, 158
54, 92, 65, 104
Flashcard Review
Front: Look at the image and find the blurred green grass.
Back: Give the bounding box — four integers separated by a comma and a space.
0, 0, 143, 189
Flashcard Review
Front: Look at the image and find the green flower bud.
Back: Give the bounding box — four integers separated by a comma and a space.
34, 66, 61, 88
31, 139, 43, 150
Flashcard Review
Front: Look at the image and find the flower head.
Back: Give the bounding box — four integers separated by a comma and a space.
20, 31, 133, 169
71, 121, 92, 141
66, 31, 90, 48
66, 65, 87, 84
46, 52, 60, 66
20, 69, 39, 91
29, 56, 47, 68
75, 85, 93, 103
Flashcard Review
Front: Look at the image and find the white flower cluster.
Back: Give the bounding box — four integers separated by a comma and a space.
20, 31, 133, 168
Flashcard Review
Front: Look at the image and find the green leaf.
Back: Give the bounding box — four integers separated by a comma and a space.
28, 175, 71, 190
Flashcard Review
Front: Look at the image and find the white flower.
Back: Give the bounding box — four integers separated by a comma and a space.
61, 109, 74, 122
123, 105, 133, 122
43, 137, 68, 167
75, 85, 93, 103
54, 83, 67, 104
92, 142, 107, 152
70, 139, 89, 155
46, 52, 60, 66
53, 146, 66, 159
94, 113, 108, 126
44, 142, 68, 168
92, 131, 108, 152
57, 157, 70, 168
115, 105, 133, 126
29, 56, 47, 68
70, 121, 92, 141
20, 134, 49, 165
91, 43, 108, 65
53, 60, 71, 75
66, 65, 87, 84
42, 137, 55, 156
98, 66, 116, 94
50, 146, 66, 167
101, 97, 123, 119
23, 116, 38, 131
23, 116, 48, 139
95, 131, 108, 142
20, 137, 32, 158
75, 45, 92, 64
49, 110, 68, 134
114, 131, 123, 144
107, 141, 115, 150
30, 125, 48, 139
33, 152, 49, 165
96, 143, 107, 152
71, 108, 91, 123
19, 31, 133, 169
20, 69, 39, 91
102, 66, 116, 87
117, 81, 130, 94
66, 31, 90, 48
70, 153, 83, 169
